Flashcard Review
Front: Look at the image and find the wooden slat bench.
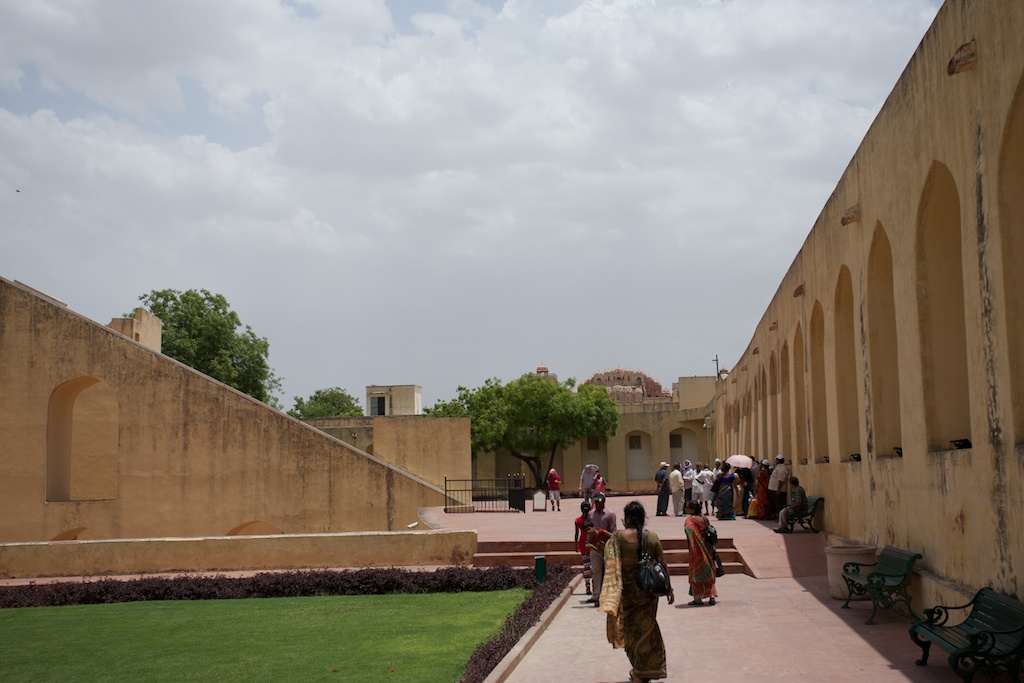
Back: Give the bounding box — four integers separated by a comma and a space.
841, 545, 922, 624
909, 587, 1024, 682
780, 495, 824, 533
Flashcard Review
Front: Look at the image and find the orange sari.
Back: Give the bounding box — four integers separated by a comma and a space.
748, 468, 773, 519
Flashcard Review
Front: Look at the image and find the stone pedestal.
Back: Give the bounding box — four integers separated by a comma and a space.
825, 544, 877, 600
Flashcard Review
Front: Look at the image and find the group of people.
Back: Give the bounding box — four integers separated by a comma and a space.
679, 453, 805, 527
740, 454, 808, 531
571, 454, 809, 681
574, 496, 721, 682
653, 459, 760, 519
546, 465, 608, 512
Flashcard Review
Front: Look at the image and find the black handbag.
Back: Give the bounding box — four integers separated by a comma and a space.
636, 530, 672, 596
704, 519, 718, 547
713, 552, 725, 578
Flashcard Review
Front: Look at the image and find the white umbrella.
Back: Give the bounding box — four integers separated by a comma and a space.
726, 454, 754, 469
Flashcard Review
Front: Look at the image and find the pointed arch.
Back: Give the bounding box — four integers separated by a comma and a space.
759, 366, 769, 457
625, 430, 655, 480
917, 162, 971, 451
780, 341, 793, 459
867, 223, 903, 457
47, 377, 119, 502
769, 352, 779, 455
793, 324, 809, 464
810, 302, 829, 463
227, 520, 285, 536
835, 265, 860, 461
999, 69, 1024, 445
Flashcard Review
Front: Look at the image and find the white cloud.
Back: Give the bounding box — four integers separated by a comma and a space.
0, 0, 943, 406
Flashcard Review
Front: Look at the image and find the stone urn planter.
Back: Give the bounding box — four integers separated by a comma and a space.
824, 543, 877, 600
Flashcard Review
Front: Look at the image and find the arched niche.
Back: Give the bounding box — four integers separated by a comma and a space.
47, 377, 119, 502
624, 430, 654, 481
769, 352, 779, 455
916, 162, 971, 451
51, 527, 102, 540
867, 223, 903, 458
670, 427, 701, 468
998, 68, 1024, 445
810, 302, 828, 463
780, 342, 793, 460
227, 520, 285, 536
834, 265, 860, 462
793, 324, 809, 464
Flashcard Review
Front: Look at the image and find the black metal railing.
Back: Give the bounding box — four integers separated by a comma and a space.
444, 476, 526, 513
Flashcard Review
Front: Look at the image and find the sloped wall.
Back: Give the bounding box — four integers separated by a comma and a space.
0, 278, 446, 543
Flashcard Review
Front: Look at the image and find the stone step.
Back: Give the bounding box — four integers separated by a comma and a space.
473, 545, 746, 575
476, 537, 735, 554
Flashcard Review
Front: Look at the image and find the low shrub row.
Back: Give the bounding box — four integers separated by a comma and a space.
0, 562, 576, 682
460, 563, 574, 683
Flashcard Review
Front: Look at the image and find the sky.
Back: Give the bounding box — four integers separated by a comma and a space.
0, 0, 943, 409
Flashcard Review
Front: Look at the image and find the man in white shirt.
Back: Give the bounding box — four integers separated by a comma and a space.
682, 460, 696, 506
669, 463, 685, 516
768, 454, 790, 514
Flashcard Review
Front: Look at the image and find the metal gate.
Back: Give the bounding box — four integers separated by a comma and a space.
443, 476, 526, 513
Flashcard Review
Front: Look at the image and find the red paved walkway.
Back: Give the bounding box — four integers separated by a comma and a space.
425, 494, 960, 683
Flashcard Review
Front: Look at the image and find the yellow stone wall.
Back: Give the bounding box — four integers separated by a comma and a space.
0, 278, 448, 548
307, 416, 472, 490
714, 0, 1024, 600
0, 530, 476, 580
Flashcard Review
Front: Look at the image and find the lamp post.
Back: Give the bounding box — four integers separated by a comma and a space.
702, 415, 713, 463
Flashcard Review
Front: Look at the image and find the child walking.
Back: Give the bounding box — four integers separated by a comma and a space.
574, 501, 592, 594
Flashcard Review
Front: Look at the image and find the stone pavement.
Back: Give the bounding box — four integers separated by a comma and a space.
425, 494, 961, 683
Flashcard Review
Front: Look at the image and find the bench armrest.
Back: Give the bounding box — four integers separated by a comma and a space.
966, 627, 1024, 653
919, 596, 981, 626
865, 570, 912, 585
842, 560, 877, 574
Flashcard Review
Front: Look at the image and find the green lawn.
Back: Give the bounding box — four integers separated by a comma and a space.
0, 590, 528, 682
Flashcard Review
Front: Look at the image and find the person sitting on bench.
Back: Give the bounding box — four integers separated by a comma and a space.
774, 476, 807, 534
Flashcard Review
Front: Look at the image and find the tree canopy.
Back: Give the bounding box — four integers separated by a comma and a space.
137, 288, 281, 405
288, 387, 363, 418
426, 373, 619, 487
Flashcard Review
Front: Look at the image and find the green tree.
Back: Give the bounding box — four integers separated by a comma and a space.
288, 387, 363, 418
137, 289, 281, 405
427, 373, 619, 487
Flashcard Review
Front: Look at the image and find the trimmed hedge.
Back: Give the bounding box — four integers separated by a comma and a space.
0, 563, 576, 682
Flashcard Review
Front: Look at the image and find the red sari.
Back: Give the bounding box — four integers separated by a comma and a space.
684, 514, 718, 600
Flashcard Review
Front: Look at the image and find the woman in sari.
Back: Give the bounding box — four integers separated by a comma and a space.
599, 500, 675, 683
747, 460, 773, 519
713, 462, 742, 520
683, 500, 718, 605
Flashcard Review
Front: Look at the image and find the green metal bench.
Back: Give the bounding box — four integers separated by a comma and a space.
909, 587, 1024, 682
781, 495, 823, 533
842, 545, 922, 624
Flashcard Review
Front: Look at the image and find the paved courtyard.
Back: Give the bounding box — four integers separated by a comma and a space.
426, 494, 962, 683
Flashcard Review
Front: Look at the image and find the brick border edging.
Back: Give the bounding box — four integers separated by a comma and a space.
481, 573, 583, 683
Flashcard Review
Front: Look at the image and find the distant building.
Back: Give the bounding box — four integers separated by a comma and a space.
584, 367, 670, 404
365, 384, 422, 416
478, 366, 716, 491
